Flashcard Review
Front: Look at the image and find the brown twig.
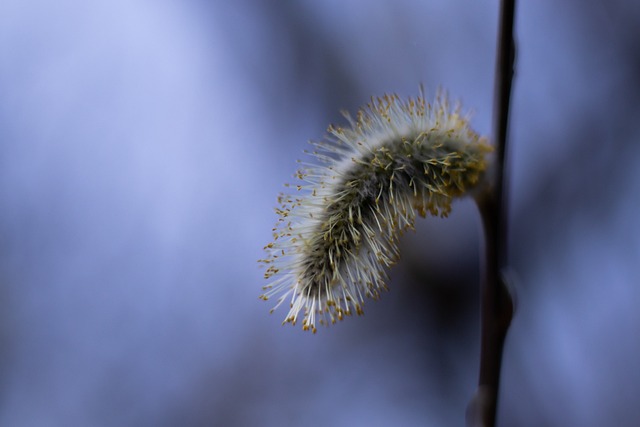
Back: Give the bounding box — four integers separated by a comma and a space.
467, 0, 517, 426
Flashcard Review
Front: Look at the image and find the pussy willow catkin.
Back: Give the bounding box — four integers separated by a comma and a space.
260, 89, 492, 333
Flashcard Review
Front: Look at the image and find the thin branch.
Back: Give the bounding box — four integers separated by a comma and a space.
467, 0, 517, 426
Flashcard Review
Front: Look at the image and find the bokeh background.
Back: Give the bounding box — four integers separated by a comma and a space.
1, 0, 639, 426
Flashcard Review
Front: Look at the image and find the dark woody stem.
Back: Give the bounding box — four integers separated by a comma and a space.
467, 0, 516, 426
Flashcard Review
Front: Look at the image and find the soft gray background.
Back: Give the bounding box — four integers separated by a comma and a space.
1, 0, 639, 426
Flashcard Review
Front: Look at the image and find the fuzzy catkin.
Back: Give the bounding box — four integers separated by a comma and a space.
260, 90, 492, 332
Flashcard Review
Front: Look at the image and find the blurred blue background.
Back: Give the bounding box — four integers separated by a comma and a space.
1, 0, 639, 426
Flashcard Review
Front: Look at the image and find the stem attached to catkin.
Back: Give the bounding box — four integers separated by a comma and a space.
467, 1, 516, 426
